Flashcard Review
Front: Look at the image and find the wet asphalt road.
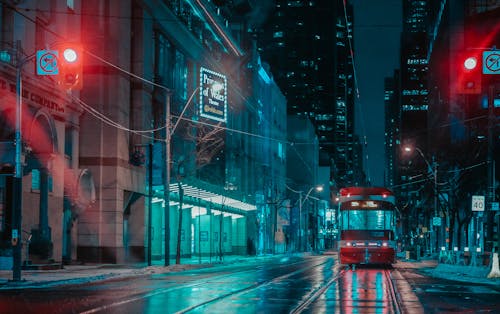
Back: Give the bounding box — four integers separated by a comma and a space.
0, 255, 499, 314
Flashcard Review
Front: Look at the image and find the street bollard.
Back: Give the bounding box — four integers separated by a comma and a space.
487, 252, 500, 278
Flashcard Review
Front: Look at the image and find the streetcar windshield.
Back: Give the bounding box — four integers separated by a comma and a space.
341, 210, 393, 230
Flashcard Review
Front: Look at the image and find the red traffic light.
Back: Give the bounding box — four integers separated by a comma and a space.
57, 44, 83, 90
463, 56, 478, 70
456, 53, 481, 94
62, 48, 79, 63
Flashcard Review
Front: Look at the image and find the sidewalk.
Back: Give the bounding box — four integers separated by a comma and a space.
395, 253, 500, 287
0, 254, 282, 290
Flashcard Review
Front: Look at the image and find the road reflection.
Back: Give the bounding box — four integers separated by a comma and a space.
338, 268, 390, 314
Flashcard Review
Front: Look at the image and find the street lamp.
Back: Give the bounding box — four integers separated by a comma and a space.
404, 146, 439, 253
300, 185, 324, 252
287, 184, 323, 252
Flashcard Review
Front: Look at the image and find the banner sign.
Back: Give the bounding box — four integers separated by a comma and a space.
199, 67, 227, 122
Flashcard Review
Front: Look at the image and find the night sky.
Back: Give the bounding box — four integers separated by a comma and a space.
353, 0, 402, 186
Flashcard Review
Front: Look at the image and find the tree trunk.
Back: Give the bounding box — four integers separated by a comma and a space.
176, 183, 184, 264
457, 221, 463, 250
449, 210, 455, 251
219, 212, 223, 261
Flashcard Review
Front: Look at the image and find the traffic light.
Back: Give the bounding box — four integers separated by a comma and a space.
456, 53, 481, 94
58, 44, 83, 90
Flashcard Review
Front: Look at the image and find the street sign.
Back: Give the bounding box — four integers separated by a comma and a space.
483, 50, 500, 74
472, 195, 485, 211
491, 202, 499, 211
36, 50, 59, 75
433, 217, 441, 226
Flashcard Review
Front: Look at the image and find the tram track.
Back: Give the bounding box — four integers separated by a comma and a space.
175, 260, 404, 314
383, 267, 403, 314
79, 257, 328, 314
81, 257, 405, 314
290, 264, 403, 314
174, 258, 332, 313
289, 265, 346, 314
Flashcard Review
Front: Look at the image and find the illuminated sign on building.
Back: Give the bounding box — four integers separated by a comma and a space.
199, 67, 227, 123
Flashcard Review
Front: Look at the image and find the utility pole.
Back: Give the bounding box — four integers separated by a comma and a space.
147, 143, 153, 266
164, 91, 172, 266
487, 85, 496, 252
12, 44, 37, 281
298, 191, 302, 252
12, 55, 24, 282
433, 157, 439, 252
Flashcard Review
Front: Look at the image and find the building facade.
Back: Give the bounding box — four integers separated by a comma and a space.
0, 0, 92, 266
0, 0, 319, 268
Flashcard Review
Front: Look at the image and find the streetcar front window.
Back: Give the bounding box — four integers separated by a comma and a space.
341, 210, 393, 230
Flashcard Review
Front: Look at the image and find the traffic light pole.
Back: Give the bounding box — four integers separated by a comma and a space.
487, 85, 497, 252
12, 62, 23, 282
12, 49, 37, 281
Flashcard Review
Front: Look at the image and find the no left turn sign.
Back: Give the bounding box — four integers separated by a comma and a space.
36, 50, 59, 75
483, 50, 500, 74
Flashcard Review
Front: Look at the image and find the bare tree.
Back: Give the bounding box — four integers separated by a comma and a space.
171, 118, 225, 264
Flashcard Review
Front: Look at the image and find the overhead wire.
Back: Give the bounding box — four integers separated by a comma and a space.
5, 2, 291, 139
392, 160, 489, 190
7, 0, 348, 180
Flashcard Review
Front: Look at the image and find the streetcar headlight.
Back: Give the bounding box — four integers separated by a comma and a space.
352, 242, 356, 247
382, 242, 388, 247
346, 242, 352, 246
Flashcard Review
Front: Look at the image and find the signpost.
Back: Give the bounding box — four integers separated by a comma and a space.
432, 217, 441, 227
483, 50, 500, 75
472, 195, 485, 212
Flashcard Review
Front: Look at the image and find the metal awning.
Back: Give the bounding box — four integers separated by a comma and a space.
168, 183, 256, 212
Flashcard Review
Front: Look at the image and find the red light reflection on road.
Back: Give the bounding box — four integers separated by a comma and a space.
338, 268, 390, 314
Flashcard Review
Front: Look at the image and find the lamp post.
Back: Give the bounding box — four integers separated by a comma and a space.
290, 185, 323, 252
405, 146, 438, 253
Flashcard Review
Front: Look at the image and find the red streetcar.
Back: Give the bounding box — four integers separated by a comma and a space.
337, 187, 397, 267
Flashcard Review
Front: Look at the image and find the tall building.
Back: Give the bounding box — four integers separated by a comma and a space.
400, 0, 429, 152
384, 70, 401, 189
257, 0, 357, 189
396, 1, 431, 246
